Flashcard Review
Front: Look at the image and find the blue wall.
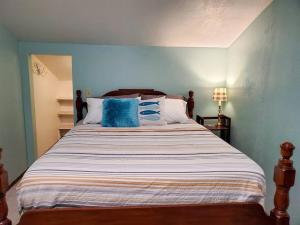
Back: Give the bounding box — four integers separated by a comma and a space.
226, 0, 300, 224
0, 25, 27, 182
18, 43, 228, 163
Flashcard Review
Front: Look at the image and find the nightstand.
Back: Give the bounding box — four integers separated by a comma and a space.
196, 115, 231, 143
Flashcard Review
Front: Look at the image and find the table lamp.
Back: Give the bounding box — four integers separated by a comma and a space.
212, 87, 227, 126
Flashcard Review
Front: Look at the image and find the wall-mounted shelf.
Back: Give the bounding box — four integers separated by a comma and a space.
57, 97, 73, 102
59, 124, 74, 130
57, 96, 74, 137
58, 111, 74, 116
59, 123, 74, 137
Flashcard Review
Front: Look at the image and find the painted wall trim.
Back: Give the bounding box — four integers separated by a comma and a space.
18, 44, 74, 164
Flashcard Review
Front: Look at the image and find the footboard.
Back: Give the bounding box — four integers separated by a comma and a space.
0, 143, 296, 225
18, 203, 273, 225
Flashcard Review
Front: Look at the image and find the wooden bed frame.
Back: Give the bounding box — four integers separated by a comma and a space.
0, 89, 296, 225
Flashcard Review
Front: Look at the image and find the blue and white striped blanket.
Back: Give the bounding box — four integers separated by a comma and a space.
17, 122, 265, 211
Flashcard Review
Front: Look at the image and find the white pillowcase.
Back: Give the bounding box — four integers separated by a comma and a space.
138, 97, 167, 126
83, 98, 104, 124
164, 98, 189, 124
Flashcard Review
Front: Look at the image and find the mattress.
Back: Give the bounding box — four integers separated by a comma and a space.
17, 121, 265, 211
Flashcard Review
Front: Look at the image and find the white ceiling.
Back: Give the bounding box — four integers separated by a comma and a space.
0, 0, 272, 47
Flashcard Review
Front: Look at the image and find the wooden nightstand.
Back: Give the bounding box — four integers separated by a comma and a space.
196, 115, 231, 143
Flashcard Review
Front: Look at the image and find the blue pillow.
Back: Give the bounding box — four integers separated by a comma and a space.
102, 98, 140, 127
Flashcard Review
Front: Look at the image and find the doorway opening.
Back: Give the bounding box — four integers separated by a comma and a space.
29, 54, 73, 157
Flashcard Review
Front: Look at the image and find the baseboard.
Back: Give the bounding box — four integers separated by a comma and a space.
8, 170, 26, 191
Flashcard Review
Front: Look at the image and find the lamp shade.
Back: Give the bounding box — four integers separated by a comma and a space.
212, 87, 227, 102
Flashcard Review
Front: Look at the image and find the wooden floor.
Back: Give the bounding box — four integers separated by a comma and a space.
7, 183, 20, 225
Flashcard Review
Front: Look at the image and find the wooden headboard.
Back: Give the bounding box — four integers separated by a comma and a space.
75, 89, 194, 122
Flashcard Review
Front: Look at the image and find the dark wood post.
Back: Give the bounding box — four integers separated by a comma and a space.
187, 90, 194, 118
270, 142, 296, 225
0, 148, 12, 225
76, 90, 88, 123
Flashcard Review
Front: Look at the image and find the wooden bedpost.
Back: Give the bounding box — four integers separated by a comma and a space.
76, 90, 83, 122
0, 148, 12, 225
187, 90, 194, 118
76, 90, 87, 123
270, 142, 296, 225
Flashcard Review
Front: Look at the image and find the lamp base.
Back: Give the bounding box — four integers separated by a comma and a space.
216, 115, 223, 127
216, 102, 223, 127
216, 119, 222, 127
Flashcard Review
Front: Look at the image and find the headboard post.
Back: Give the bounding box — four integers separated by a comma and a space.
76, 90, 87, 122
187, 90, 194, 118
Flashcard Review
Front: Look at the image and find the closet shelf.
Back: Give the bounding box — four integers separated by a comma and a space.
58, 111, 74, 116
59, 124, 74, 130
57, 97, 73, 102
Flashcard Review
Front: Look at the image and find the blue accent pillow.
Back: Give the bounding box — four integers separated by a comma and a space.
102, 98, 140, 127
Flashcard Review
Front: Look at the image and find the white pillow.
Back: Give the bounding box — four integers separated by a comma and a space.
138, 97, 167, 126
164, 98, 189, 124
83, 98, 104, 124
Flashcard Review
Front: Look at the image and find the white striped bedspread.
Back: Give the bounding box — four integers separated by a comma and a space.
17, 122, 265, 211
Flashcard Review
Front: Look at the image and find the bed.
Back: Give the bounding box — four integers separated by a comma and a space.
0, 89, 296, 225
17, 122, 265, 210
